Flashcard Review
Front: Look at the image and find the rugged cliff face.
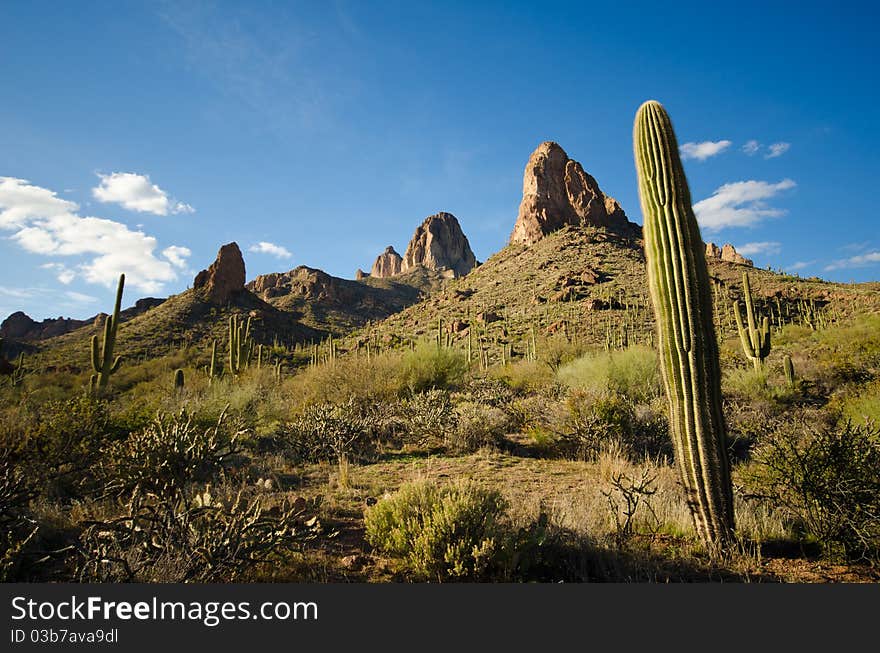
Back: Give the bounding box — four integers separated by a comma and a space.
193, 242, 246, 304
370, 246, 403, 278
705, 242, 754, 266
401, 212, 477, 278
509, 141, 636, 245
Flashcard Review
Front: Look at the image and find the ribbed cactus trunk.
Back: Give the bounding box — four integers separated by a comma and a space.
90, 273, 125, 391
633, 100, 735, 551
733, 272, 771, 371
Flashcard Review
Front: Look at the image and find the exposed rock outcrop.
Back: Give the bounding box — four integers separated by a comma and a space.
510, 141, 637, 245
371, 246, 403, 278
248, 267, 348, 303
705, 242, 753, 267
401, 212, 477, 278
1, 296, 165, 342
355, 269, 368, 281
193, 242, 246, 304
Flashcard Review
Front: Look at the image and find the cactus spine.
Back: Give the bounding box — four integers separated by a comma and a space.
633, 100, 734, 551
90, 273, 125, 392
733, 272, 771, 371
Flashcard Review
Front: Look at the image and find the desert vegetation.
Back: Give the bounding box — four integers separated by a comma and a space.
2, 104, 879, 584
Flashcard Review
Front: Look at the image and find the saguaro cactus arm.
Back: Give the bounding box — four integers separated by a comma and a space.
633, 100, 735, 551
732, 272, 771, 369
90, 273, 125, 389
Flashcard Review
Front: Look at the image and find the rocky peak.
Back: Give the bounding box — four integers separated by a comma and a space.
510, 141, 635, 246
371, 246, 403, 278
1, 311, 87, 341
401, 212, 477, 278
705, 242, 753, 267
193, 242, 246, 304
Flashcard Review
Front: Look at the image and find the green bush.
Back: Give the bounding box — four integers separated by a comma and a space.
840, 381, 880, 426
744, 420, 880, 560
6, 396, 115, 498
557, 345, 661, 403
365, 479, 508, 580
399, 342, 468, 394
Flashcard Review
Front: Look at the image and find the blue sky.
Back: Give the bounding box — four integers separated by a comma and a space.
1, 1, 878, 320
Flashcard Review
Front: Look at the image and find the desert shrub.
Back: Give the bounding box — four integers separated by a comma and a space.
447, 402, 510, 453
0, 449, 39, 581
557, 345, 661, 403
77, 409, 326, 581
77, 484, 324, 582
7, 396, 116, 497
557, 391, 636, 460
840, 381, 880, 426
364, 479, 563, 581
281, 398, 380, 465
398, 389, 456, 447
489, 359, 554, 393
398, 342, 468, 394
743, 420, 880, 560
459, 377, 517, 407
105, 408, 241, 498
364, 479, 509, 580
285, 351, 408, 409
723, 366, 797, 405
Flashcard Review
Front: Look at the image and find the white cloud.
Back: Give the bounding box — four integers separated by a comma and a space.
765, 142, 791, 159
679, 140, 732, 161
92, 172, 194, 215
0, 177, 190, 293
742, 140, 761, 155
0, 285, 36, 299
65, 291, 98, 304
248, 241, 292, 259
41, 262, 76, 284
825, 251, 880, 271
162, 245, 192, 269
788, 261, 814, 271
736, 241, 781, 257
0, 177, 76, 228
693, 179, 796, 231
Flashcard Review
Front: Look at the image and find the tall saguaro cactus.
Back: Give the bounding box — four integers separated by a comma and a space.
633, 100, 735, 551
732, 272, 771, 371
90, 273, 125, 392
228, 315, 253, 376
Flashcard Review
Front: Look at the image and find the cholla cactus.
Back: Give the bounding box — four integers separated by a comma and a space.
633, 100, 735, 552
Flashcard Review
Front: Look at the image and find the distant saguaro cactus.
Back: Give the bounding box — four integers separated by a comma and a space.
633, 100, 735, 551
90, 273, 125, 392
733, 272, 771, 371
228, 315, 253, 376
174, 368, 185, 391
